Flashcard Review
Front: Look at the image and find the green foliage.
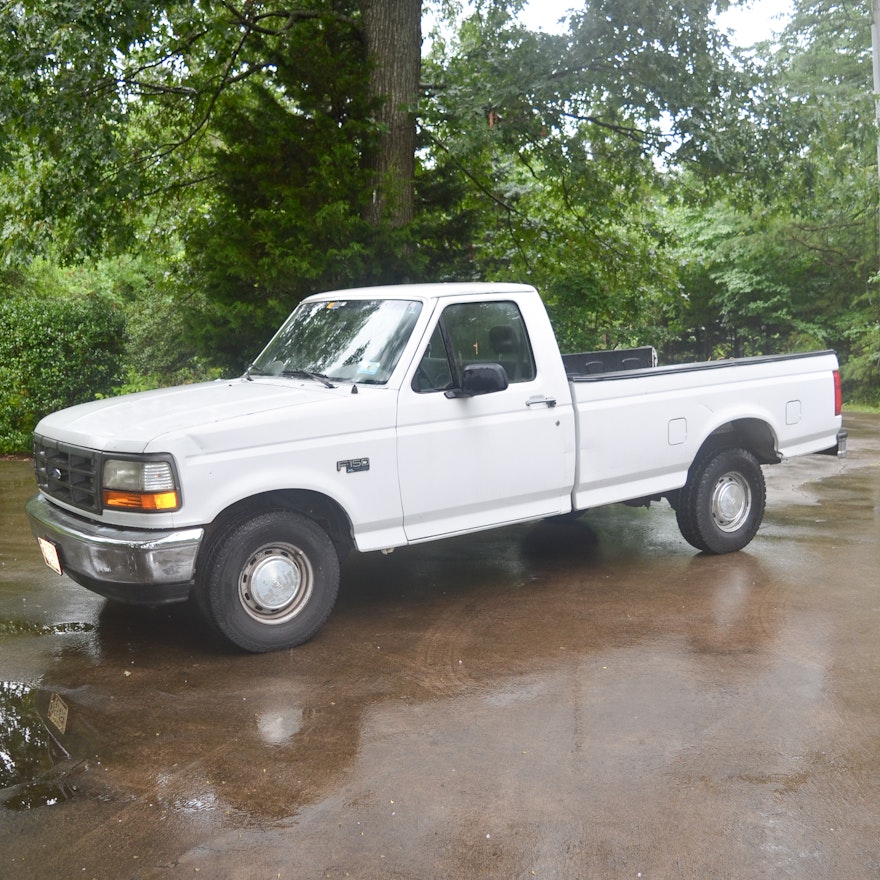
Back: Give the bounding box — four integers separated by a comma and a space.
0, 1, 158, 260
418, 3, 710, 350
1, 0, 878, 405
839, 307, 880, 404
667, 0, 879, 402
174, 7, 422, 368
0, 292, 125, 453
119, 278, 228, 390
0, 0, 430, 369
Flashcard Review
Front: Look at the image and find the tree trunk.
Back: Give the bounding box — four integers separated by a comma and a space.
359, 0, 421, 228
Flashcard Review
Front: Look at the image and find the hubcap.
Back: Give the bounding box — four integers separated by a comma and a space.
239, 543, 313, 624
711, 472, 751, 533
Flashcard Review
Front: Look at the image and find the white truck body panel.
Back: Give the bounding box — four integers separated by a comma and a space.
570, 351, 841, 509
37, 378, 410, 549
395, 287, 576, 542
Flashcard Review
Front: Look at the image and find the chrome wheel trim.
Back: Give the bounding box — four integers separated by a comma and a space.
238, 542, 313, 625
711, 472, 751, 533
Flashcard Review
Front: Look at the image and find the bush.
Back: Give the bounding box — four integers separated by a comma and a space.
0, 295, 125, 453
838, 320, 880, 407
120, 284, 227, 390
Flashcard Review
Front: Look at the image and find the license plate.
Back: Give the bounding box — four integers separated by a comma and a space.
38, 538, 63, 575
47, 692, 69, 735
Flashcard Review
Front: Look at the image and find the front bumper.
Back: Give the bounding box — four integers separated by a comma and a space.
26, 494, 203, 605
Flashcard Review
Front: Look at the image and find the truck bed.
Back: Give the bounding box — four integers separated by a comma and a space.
567, 349, 843, 510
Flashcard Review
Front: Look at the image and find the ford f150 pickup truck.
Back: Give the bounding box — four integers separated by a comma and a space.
26, 283, 847, 652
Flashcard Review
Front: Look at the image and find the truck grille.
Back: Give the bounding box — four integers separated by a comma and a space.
33, 435, 101, 513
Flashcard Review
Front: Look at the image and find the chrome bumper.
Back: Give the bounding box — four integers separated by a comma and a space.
817, 429, 848, 459
26, 494, 203, 605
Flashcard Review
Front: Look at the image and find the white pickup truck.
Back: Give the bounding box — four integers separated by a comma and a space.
26, 283, 846, 652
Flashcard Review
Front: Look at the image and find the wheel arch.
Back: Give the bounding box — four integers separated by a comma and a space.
698, 417, 779, 466
200, 489, 354, 564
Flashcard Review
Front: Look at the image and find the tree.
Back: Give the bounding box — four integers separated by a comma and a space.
0, 0, 419, 254
4, 0, 878, 421
360, 0, 422, 227
1, 2, 746, 356
418, 0, 745, 350
669, 0, 879, 399
1, 0, 432, 363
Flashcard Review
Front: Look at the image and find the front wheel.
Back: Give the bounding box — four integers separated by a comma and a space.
196, 509, 340, 652
675, 447, 766, 554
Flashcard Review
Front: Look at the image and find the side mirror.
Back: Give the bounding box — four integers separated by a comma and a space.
445, 363, 509, 398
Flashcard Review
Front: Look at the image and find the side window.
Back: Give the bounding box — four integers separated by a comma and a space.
412, 322, 454, 392
412, 301, 536, 393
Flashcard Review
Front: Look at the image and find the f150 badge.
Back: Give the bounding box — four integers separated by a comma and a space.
337, 458, 370, 474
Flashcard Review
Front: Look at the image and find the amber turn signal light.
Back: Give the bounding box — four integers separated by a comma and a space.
103, 490, 180, 511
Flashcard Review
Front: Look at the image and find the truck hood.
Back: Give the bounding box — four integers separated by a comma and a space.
34, 377, 356, 454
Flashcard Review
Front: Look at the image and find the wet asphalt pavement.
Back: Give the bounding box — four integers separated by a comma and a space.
0, 413, 878, 880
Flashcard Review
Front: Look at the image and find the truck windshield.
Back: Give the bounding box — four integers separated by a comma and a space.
251, 299, 423, 385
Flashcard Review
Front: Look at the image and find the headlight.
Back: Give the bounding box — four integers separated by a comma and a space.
102, 458, 180, 511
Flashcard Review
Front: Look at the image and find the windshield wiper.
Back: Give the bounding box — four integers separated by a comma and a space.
244, 364, 271, 380
281, 369, 337, 389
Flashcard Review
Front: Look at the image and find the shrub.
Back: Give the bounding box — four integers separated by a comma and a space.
0, 295, 125, 453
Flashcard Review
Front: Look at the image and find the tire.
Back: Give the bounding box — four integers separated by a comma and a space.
675, 447, 766, 554
195, 509, 340, 652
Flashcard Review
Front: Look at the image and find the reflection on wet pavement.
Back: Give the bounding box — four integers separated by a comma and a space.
0, 682, 73, 809
0, 415, 878, 878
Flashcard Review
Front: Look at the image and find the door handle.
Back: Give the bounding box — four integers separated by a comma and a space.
526, 396, 557, 408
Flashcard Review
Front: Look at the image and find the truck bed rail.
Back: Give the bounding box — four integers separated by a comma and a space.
563, 346, 657, 377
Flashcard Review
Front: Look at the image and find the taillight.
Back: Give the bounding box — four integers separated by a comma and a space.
833, 370, 842, 416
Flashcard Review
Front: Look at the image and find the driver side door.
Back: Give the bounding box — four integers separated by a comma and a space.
396, 299, 571, 541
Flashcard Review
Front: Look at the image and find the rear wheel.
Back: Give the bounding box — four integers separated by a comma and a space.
196, 509, 340, 652
675, 447, 766, 554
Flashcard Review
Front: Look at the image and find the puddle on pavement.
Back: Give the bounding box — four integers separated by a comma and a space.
0, 619, 95, 637
0, 681, 86, 811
